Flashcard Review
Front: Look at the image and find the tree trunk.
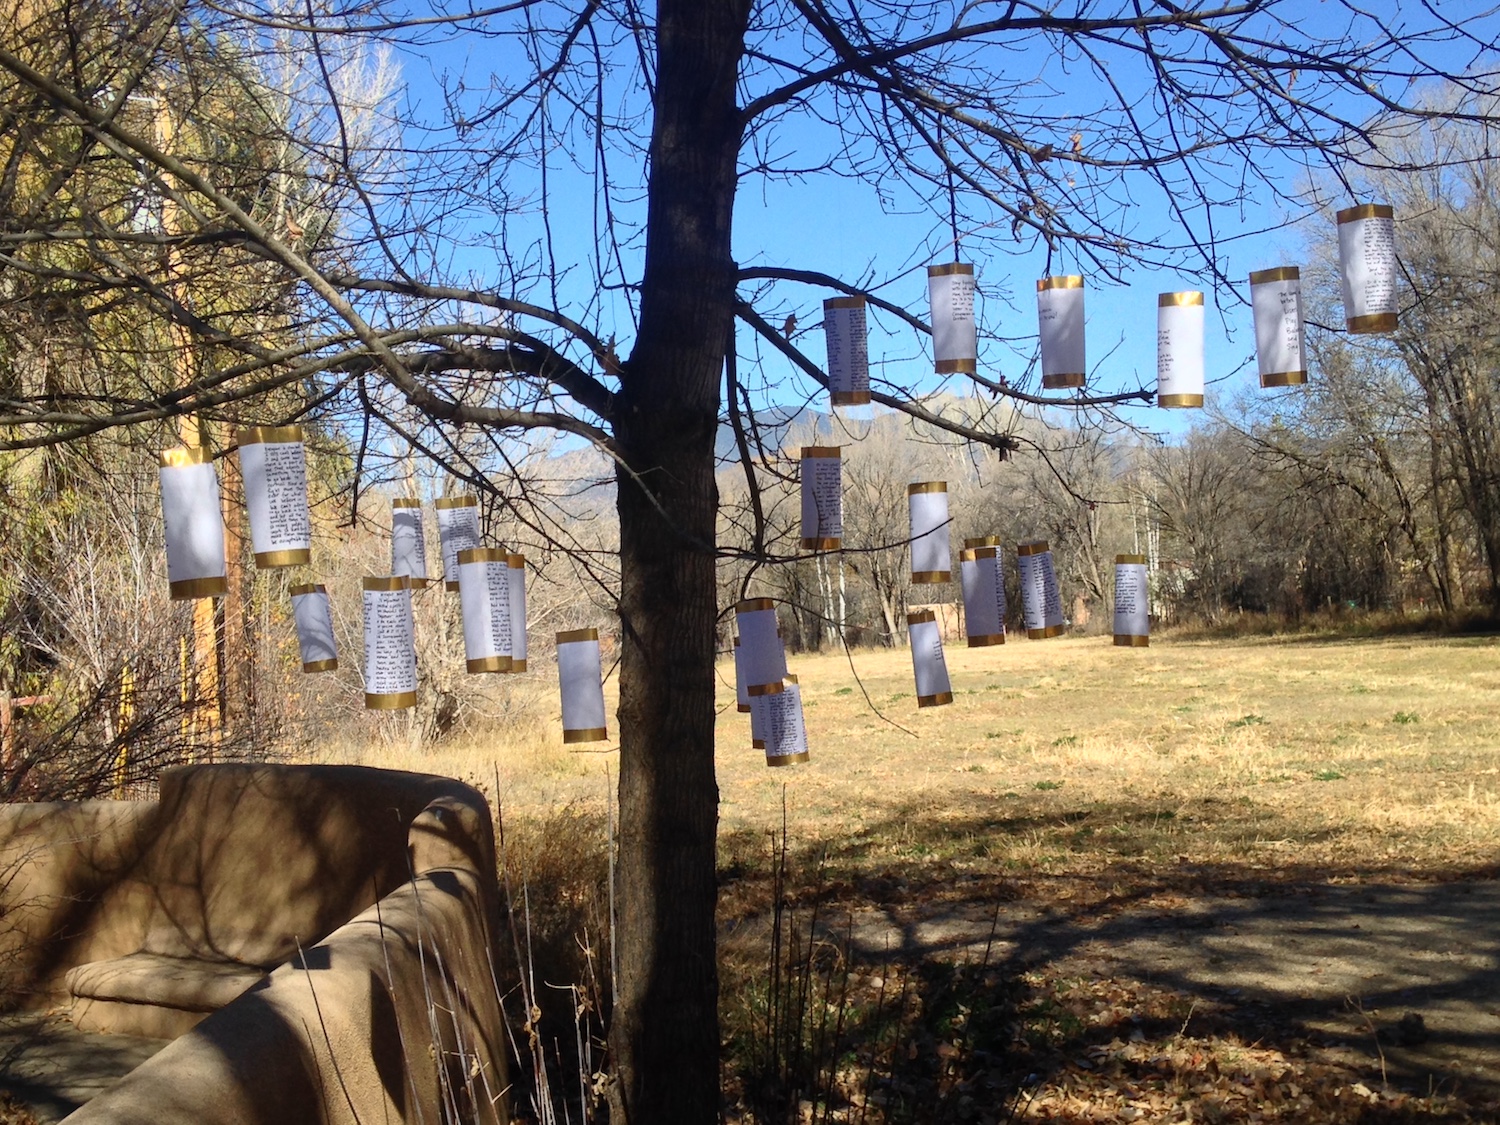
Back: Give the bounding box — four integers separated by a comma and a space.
609, 3, 749, 1122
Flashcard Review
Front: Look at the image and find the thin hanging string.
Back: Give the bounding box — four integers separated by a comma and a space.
941, 114, 960, 261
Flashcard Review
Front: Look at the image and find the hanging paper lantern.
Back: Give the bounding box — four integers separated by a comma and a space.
907, 609, 953, 707
1337, 204, 1398, 334
435, 495, 482, 591
1016, 540, 1066, 639
289, 583, 338, 672
1113, 554, 1150, 647
1249, 267, 1308, 387
960, 536, 1006, 647
1157, 291, 1205, 408
927, 262, 977, 374
823, 295, 871, 406
735, 598, 787, 690
237, 425, 311, 569
755, 674, 810, 767
391, 498, 429, 588
800, 446, 842, 551
1037, 275, 1086, 389
749, 677, 766, 750
733, 636, 751, 713
362, 575, 416, 709
557, 627, 608, 743
508, 553, 528, 672
457, 547, 511, 673
907, 482, 951, 584
159, 446, 228, 600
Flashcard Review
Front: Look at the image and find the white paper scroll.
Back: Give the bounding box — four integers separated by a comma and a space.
436, 496, 482, 591
508, 553, 528, 672
237, 426, 311, 568
960, 537, 1006, 647
391, 499, 429, 587
362, 576, 416, 709
1249, 267, 1308, 387
800, 447, 842, 550
1017, 541, 1066, 639
289, 583, 338, 672
907, 609, 953, 708
1338, 203, 1398, 334
908, 482, 951, 584
824, 296, 870, 406
756, 674, 810, 766
749, 677, 766, 749
1157, 292, 1205, 408
928, 263, 977, 374
457, 547, 511, 673
1114, 554, 1150, 647
735, 598, 787, 689
558, 628, 608, 743
159, 446, 228, 600
1037, 276, 1086, 389
733, 636, 751, 713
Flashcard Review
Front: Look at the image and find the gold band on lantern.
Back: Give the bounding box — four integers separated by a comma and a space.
507, 553, 526, 569
1158, 291, 1204, 307
160, 446, 213, 468
907, 609, 937, 626
511, 660, 527, 673
1037, 275, 1083, 291
302, 658, 339, 673
801, 537, 841, 551
747, 681, 785, 697
1337, 203, 1393, 223
289, 583, 325, 597
467, 655, 512, 673
965, 546, 999, 561
457, 547, 507, 565
911, 571, 951, 584
830, 390, 872, 406
1027, 624, 1066, 640
1042, 373, 1085, 389
445, 581, 460, 592
917, 692, 953, 708
907, 481, 947, 495
736, 597, 776, 613
1249, 266, 1300, 285
255, 548, 311, 569
236, 424, 304, 445
435, 495, 478, 509
935, 358, 977, 374
963, 536, 1001, 548
801, 446, 840, 458
363, 576, 411, 592
824, 295, 865, 310
766, 751, 811, 767
1113, 635, 1150, 647
752, 738, 766, 750
392, 497, 422, 508
557, 627, 599, 644
1260, 370, 1308, 387
1016, 541, 1050, 556
738, 704, 751, 713
365, 691, 417, 710
928, 262, 973, 277
169, 576, 228, 600
1158, 393, 1205, 408
563, 727, 609, 744
1347, 312, 1397, 334
967, 634, 1005, 647
1115, 554, 1147, 565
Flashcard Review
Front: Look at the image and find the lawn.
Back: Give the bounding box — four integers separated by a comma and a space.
315, 631, 1500, 1123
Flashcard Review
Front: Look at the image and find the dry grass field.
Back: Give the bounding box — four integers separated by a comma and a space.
320, 631, 1500, 882
311, 631, 1500, 1123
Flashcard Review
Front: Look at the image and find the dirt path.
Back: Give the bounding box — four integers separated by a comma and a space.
814, 877, 1500, 1100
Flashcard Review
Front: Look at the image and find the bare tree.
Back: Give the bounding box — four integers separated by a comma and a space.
0, 1, 1497, 1118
